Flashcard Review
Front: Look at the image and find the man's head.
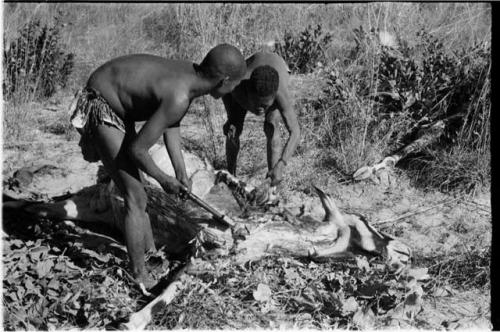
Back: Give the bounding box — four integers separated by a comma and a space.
198, 44, 246, 98
249, 65, 280, 115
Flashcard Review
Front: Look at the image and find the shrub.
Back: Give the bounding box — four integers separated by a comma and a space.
3, 15, 74, 103
275, 25, 332, 74
376, 31, 490, 151
375, 31, 490, 193
302, 28, 490, 193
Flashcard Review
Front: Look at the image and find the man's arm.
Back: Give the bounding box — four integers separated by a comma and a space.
163, 124, 191, 191
222, 94, 247, 175
275, 90, 300, 163
265, 90, 300, 185
129, 98, 189, 194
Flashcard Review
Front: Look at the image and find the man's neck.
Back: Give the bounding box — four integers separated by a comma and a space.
189, 76, 217, 99
188, 69, 218, 99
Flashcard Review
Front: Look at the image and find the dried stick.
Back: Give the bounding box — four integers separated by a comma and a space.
374, 198, 460, 225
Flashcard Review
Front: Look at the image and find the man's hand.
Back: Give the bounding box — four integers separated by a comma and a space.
178, 176, 193, 200
160, 176, 187, 195
266, 159, 285, 186
178, 176, 192, 192
224, 123, 238, 144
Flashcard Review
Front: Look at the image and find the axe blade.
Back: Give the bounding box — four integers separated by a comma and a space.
183, 190, 235, 228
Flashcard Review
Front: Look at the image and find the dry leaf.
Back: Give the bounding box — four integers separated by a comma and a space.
81, 248, 110, 263
407, 267, 430, 281
352, 307, 375, 329
342, 296, 359, 314
29, 246, 50, 262
9, 239, 24, 249
35, 260, 54, 278
253, 283, 272, 302
48, 279, 60, 290
355, 256, 371, 272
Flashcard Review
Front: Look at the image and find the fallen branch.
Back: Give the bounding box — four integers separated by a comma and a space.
459, 199, 491, 214
374, 198, 461, 225
121, 263, 191, 330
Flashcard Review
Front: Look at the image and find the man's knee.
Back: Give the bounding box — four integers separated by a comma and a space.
124, 185, 148, 211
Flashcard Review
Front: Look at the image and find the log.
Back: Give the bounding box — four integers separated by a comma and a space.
353, 114, 464, 182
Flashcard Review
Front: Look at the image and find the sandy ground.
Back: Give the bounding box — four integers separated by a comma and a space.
2, 95, 491, 329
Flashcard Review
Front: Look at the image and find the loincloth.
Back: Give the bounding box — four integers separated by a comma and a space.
70, 87, 125, 162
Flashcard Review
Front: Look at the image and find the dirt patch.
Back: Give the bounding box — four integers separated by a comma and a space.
2, 98, 491, 329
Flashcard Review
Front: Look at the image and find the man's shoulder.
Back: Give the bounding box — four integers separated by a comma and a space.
248, 52, 285, 64
104, 54, 194, 72
248, 52, 290, 76
103, 54, 162, 67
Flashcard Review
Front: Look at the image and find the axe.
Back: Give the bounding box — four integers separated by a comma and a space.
181, 189, 236, 228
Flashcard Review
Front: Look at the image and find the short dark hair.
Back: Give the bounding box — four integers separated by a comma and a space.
250, 65, 279, 97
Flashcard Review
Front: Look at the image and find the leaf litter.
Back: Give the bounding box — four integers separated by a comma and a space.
2, 210, 148, 330
2, 177, 491, 330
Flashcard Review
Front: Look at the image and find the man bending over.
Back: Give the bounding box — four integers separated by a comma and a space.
70, 44, 246, 288
222, 52, 300, 186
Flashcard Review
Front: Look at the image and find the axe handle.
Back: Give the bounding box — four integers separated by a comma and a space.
183, 190, 235, 228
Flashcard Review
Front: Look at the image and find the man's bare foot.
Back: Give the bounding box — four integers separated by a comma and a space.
132, 271, 157, 291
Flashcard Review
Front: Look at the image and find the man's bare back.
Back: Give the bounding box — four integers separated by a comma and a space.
87, 55, 199, 122
71, 44, 246, 288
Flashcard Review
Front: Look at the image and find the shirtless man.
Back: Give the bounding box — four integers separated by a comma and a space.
222, 52, 300, 186
70, 44, 246, 287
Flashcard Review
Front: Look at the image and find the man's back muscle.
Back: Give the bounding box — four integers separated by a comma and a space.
87, 54, 194, 121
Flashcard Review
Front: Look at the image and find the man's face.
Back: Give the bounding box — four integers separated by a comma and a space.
252, 93, 276, 116
211, 77, 242, 99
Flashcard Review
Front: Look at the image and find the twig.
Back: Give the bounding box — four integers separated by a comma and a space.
459, 199, 491, 214
427, 255, 459, 269
374, 198, 460, 225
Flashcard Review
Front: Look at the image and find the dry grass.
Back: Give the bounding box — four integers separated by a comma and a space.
3, 98, 491, 330
404, 147, 490, 195
2, 101, 49, 148
3, 3, 490, 87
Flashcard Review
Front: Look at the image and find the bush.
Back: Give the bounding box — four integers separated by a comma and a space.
3, 15, 74, 103
302, 28, 490, 193
275, 25, 332, 74
376, 30, 490, 152
374, 31, 490, 193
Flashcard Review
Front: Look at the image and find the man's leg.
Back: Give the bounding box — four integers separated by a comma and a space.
264, 109, 282, 171
222, 95, 247, 175
92, 124, 155, 285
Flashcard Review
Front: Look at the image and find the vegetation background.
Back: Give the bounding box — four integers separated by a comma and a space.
2, 3, 491, 330
3, 2, 491, 194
